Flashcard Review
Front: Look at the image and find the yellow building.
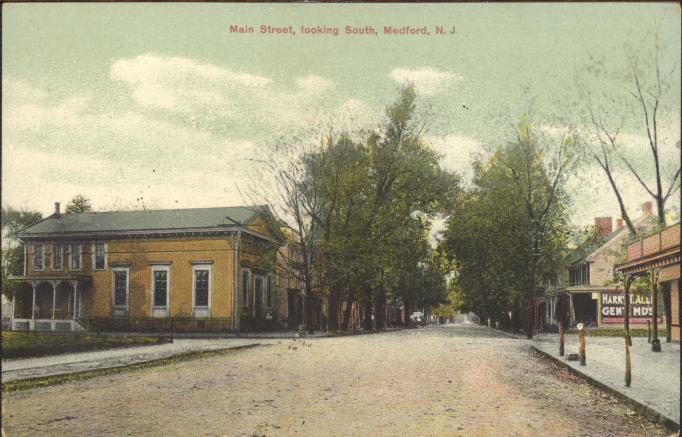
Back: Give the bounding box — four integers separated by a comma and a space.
8, 203, 284, 332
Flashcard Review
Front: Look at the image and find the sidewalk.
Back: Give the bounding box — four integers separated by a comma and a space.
2, 338, 270, 382
532, 333, 680, 428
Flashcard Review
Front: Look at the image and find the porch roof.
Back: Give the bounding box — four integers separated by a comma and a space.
8, 274, 92, 284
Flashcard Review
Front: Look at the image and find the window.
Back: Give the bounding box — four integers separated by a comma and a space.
254, 275, 264, 309
241, 269, 249, 308
194, 269, 210, 307
152, 267, 169, 308
53, 244, 63, 270
112, 268, 129, 309
266, 275, 273, 308
33, 244, 44, 271
70, 244, 82, 270
93, 242, 106, 270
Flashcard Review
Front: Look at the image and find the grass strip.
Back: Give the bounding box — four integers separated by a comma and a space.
2, 343, 261, 393
2, 332, 171, 359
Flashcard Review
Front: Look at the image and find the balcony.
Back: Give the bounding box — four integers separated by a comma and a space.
626, 222, 680, 262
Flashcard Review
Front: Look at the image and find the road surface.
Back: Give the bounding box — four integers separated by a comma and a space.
2, 324, 669, 436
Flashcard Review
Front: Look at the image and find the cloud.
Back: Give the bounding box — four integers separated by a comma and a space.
110, 54, 272, 114
425, 134, 487, 181
110, 54, 336, 128
389, 67, 460, 96
296, 75, 335, 94
2, 80, 268, 215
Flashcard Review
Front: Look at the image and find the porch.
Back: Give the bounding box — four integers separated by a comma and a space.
7, 276, 90, 332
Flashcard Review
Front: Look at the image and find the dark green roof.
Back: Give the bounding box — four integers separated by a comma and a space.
565, 228, 621, 266
19, 205, 270, 237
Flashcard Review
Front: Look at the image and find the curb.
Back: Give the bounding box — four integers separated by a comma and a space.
2, 343, 265, 385
531, 345, 680, 432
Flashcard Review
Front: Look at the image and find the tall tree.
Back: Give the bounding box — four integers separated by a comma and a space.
577, 34, 680, 232
441, 117, 573, 337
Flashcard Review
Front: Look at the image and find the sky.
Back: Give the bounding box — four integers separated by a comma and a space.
2, 3, 680, 230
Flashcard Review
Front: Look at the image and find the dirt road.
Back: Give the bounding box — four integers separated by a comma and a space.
2, 324, 669, 436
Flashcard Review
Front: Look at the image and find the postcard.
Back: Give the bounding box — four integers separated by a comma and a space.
1, 3, 680, 436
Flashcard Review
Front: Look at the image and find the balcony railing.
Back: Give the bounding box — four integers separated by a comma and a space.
625, 222, 680, 262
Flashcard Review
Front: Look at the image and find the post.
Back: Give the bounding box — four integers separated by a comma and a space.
559, 323, 565, 357
663, 282, 672, 343
624, 335, 631, 387
30, 282, 36, 321
578, 323, 586, 366
624, 275, 632, 346
647, 320, 651, 343
72, 283, 77, 320
651, 270, 661, 352
51, 281, 57, 320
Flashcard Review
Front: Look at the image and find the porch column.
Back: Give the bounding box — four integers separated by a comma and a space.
624, 275, 631, 346
11, 292, 16, 319
30, 281, 36, 320
72, 281, 78, 320
51, 281, 57, 320
651, 270, 661, 352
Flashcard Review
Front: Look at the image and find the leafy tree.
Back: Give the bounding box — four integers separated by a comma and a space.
267, 85, 458, 332
1, 207, 43, 297
65, 195, 92, 214
441, 117, 573, 336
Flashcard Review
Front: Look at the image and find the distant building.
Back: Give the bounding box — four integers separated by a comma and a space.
275, 225, 305, 330
543, 202, 656, 329
7, 203, 285, 332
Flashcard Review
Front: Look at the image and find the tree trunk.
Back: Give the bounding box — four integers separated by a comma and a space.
375, 285, 386, 331
363, 296, 374, 331
306, 295, 316, 334
341, 290, 355, 331
403, 299, 411, 327
527, 243, 538, 339
328, 287, 340, 332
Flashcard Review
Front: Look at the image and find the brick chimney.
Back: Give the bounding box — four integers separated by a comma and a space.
594, 217, 612, 237
642, 201, 653, 214
616, 218, 624, 231
54, 202, 61, 218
